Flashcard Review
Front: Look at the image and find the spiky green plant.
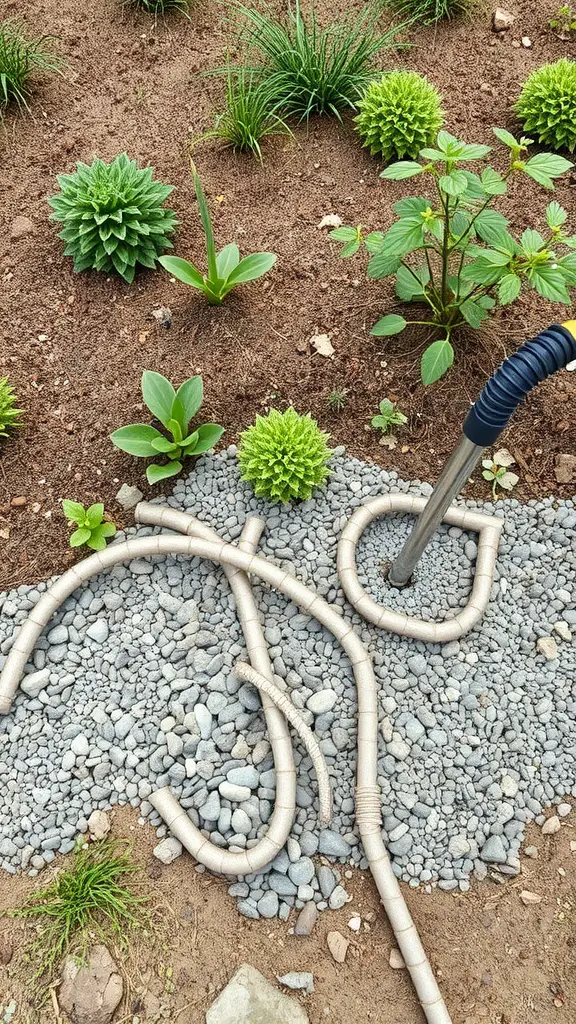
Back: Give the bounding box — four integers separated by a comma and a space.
355, 71, 444, 160
123, 0, 191, 14
327, 388, 348, 412
204, 67, 292, 161
0, 18, 63, 112
48, 154, 178, 283
15, 840, 147, 980
228, 0, 404, 121
0, 377, 22, 439
389, 0, 470, 24
515, 58, 576, 153
238, 407, 332, 502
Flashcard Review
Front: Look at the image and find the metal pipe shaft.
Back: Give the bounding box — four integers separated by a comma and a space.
388, 435, 484, 588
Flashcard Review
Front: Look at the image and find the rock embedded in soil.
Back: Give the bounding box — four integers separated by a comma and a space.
59, 945, 123, 1024
554, 454, 576, 483
10, 216, 34, 240
115, 483, 144, 510
492, 7, 515, 30
277, 972, 315, 995
153, 837, 183, 864
294, 902, 319, 936
88, 810, 110, 841
327, 930, 350, 964
206, 964, 309, 1024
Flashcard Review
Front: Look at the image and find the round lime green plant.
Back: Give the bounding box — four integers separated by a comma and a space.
238, 407, 332, 503
355, 71, 444, 160
48, 154, 178, 283
515, 58, 576, 152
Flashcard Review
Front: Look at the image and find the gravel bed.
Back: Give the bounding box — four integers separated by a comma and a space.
0, 446, 575, 919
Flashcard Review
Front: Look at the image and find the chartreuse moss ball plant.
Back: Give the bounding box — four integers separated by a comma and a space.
238, 407, 332, 503
0, 377, 22, 439
0, 18, 63, 112
389, 0, 470, 24
515, 58, 576, 152
355, 71, 444, 160
48, 154, 177, 283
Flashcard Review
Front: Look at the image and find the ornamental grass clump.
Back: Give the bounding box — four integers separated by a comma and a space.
389, 0, 470, 24
48, 154, 177, 284
124, 0, 191, 13
238, 407, 332, 503
204, 67, 292, 161
355, 71, 444, 160
0, 17, 63, 112
515, 58, 576, 153
330, 128, 574, 385
0, 377, 22, 439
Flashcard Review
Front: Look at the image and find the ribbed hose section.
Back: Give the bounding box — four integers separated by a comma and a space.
464, 324, 576, 447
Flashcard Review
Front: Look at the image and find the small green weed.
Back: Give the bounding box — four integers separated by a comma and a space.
549, 3, 576, 37
327, 388, 348, 412
371, 398, 407, 433
482, 448, 519, 498
62, 501, 117, 551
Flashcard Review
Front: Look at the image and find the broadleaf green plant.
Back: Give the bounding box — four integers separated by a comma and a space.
481, 448, 519, 499
160, 166, 276, 304
0, 376, 22, 438
111, 371, 224, 484
62, 500, 117, 551
331, 129, 574, 384
0, 17, 63, 113
371, 398, 407, 433
238, 407, 332, 502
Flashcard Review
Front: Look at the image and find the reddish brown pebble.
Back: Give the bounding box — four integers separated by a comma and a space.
10, 496, 26, 507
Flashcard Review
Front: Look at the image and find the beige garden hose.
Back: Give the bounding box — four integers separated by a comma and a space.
0, 503, 452, 1023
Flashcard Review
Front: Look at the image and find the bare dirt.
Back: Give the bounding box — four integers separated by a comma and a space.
0, 806, 575, 1023
1, 0, 576, 589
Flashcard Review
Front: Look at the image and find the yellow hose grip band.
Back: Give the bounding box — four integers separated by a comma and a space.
561, 320, 576, 339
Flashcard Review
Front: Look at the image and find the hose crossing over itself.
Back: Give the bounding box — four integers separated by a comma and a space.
0, 501, 453, 1024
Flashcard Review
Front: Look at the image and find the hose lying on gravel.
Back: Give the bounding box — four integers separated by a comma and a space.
0, 501, 453, 1024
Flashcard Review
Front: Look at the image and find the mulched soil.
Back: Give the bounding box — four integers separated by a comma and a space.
1, 0, 575, 590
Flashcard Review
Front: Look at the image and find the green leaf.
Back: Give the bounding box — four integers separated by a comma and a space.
461, 298, 490, 328
226, 252, 277, 286
340, 239, 361, 257
392, 197, 430, 217
439, 171, 469, 197
528, 265, 571, 303
216, 243, 240, 280
521, 228, 545, 254
110, 424, 164, 457
328, 226, 359, 242
523, 153, 573, 190
151, 436, 180, 453
181, 429, 199, 450
69, 527, 92, 548
379, 161, 424, 180
467, 246, 512, 266
86, 523, 116, 550
492, 127, 521, 149
481, 167, 507, 196
146, 461, 183, 485
168, 397, 186, 438
367, 250, 402, 279
498, 274, 522, 305
141, 370, 176, 428
370, 314, 407, 337
188, 423, 225, 455
546, 201, 568, 229
159, 255, 206, 291
99, 523, 116, 538
394, 264, 429, 301
378, 219, 425, 257
457, 142, 492, 160
62, 499, 86, 526
462, 259, 506, 285
175, 376, 203, 425
85, 503, 104, 528
364, 231, 385, 254
558, 253, 576, 285
421, 338, 455, 385
193, 172, 218, 281
474, 209, 510, 244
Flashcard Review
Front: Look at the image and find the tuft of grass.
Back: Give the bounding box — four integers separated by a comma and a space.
0, 18, 63, 113
327, 388, 348, 412
389, 0, 470, 25
203, 66, 292, 161
14, 840, 148, 980
227, 0, 405, 121
123, 0, 192, 14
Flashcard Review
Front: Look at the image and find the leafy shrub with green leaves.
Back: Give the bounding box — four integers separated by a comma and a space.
48, 154, 177, 284
0, 17, 63, 112
515, 58, 576, 153
62, 500, 117, 551
227, 0, 403, 121
371, 398, 407, 433
331, 129, 574, 384
0, 377, 22, 439
238, 407, 332, 502
111, 371, 224, 484
355, 71, 443, 160
389, 0, 470, 24
160, 167, 276, 303
204, 67, 292, 161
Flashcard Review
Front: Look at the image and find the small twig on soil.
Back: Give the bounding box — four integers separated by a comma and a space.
49, 984, 64, 1024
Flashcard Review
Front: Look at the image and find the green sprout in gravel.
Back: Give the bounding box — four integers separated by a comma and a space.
48, 153, 177, 284
482, 448, 519, 499
62, 500, 117, 552
516, 58, 576, 153
160, 165, 276, 303
355, 71, 444, 160
227, 0, 404, 121
331, 128, 575, 385
15, 839, 147, 981
327, 388, 348, 412
371, 398, 407, 434
203, 67, 292, 162
0, 17, 63, 113
111, 370, 225, 484
238, 407, 332, 503
0, 377, 22, 439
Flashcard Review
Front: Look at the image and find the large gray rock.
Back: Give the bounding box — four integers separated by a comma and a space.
59, 945, 123, 1024
206, 964, 309, 1024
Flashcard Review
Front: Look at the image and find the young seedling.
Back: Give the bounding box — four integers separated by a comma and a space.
549, 3, 576, 38
110, 371, 224, 484
62, 501, 116, 551
327, 388, 348, 412
159, 164, 276, 305
482, 448, 519, 499
371, 398, 407, 434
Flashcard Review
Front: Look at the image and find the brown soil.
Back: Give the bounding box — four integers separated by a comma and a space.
1, 0, 576, 589
0, 805, 575, 1023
